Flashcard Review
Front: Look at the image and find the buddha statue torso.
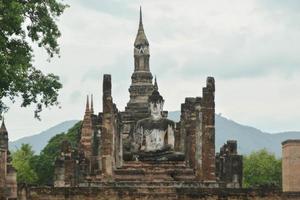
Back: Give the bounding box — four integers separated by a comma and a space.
134, 118, 175, 152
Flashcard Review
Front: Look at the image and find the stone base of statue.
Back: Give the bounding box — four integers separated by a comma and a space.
136, 150, 185, 161
124, 146, 185, 161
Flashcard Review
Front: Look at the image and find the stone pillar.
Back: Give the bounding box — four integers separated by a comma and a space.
0, 120, 8, 191
181, 98, 202, 176
101, 74, 115, 177
6, 164, 17, 199
54, 159, 65, 187
54, 140, 77, 187
282, 139, 300, 192
0, 120, 17, 199
179, 106, 187, 154
201, 77, 216, 181
0, 149, 7, 199
64, 159, 77, 187
113, 106, 122, 168
174, 122, 181, 152
18, 184, 28, 200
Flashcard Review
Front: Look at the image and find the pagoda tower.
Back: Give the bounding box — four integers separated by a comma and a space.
123, 8, 155, 123
121, 7, 156, 145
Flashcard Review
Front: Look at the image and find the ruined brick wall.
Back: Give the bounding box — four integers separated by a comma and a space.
282, 140, 300, 192
19, 186, 300, 200
216, 140, 243, 188
180, 77, 216, 181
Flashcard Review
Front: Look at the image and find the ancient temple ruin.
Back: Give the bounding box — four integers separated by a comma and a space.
0, 119, 17, 200
53, 8, 243, 189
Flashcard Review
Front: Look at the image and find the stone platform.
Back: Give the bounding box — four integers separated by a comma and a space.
19, 184, 300, 200
114, 161, 196, 182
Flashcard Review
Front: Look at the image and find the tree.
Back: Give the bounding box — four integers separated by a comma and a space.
11, 143, 38, 184
31, 121, 81, 185
10, 122, 81, 185
30, 153, 54, 185
243, 149, 282, 188
0, 0, 68, 119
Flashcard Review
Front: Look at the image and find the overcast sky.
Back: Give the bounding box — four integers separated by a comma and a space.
4, 0, 300, 141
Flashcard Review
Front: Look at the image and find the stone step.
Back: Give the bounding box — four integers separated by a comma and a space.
115, 161, 195, 182
114, 167, 196, 181
121, 161, 187, 168
133, 192, 178, 200
84, 180, 220, 189
114, 175, 196, 182
114, 168, 194, 175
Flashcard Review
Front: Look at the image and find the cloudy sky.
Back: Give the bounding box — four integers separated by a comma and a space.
4, 0, 300, 141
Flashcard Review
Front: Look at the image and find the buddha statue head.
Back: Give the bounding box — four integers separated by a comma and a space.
148, 90, 164, 120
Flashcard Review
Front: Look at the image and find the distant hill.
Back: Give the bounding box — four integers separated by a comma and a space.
9, 120, 79, 154
9, 112, 300, 157
168, 111, 300, 157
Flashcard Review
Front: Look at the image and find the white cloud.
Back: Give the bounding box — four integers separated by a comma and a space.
4, 0, 300, 141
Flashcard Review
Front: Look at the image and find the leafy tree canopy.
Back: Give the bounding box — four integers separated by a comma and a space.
0, 0, 68, 119
11, 143, 38, 184
243, 149, 282, 188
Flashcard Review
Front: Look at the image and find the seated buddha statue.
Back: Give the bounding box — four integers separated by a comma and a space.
130, 89, 184, 161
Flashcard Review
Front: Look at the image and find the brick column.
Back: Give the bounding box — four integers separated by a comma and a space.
282, 140, 300, 192
0, 149, 7, 188
181, 97, 201, 177
201, 77, 216, 181
101, 74, 115, 177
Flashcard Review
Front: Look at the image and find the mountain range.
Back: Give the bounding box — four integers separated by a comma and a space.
9, 112, 300, 157
9, 120, 78, 154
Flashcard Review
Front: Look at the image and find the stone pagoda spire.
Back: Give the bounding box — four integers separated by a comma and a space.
134, 6, 150, 72
154, 76, 158, 91
80, 95, 93, 158
85, 95, 90, 113
90, 94, 94, 114
0, 117, 17, 199
0, 117, 8, 150
125, 7, 154, 119
0, 118, 7, 134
